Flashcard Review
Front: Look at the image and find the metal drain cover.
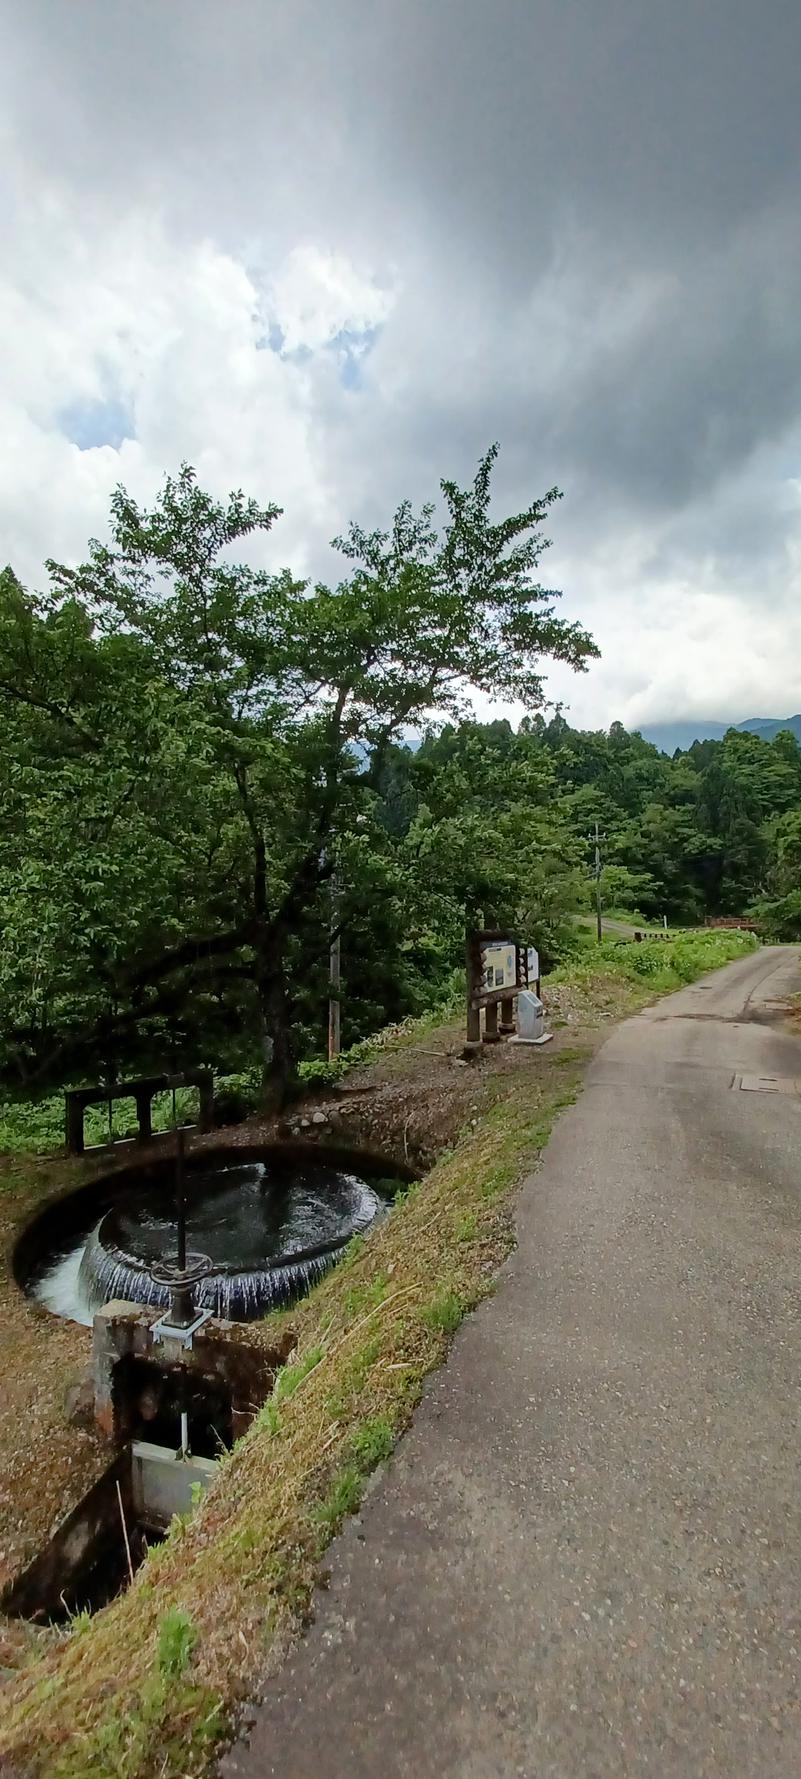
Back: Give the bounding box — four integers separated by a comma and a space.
735, 1074, 801, 1095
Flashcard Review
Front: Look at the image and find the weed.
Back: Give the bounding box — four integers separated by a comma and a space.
343, 1272, 389, 1317
273, 1345, 323, 1403
480, 1164, 512, 1200
157, 1608, 198, 1681
421, 1287, 466, 1336
51, 1612, 210, 1779
349, 1414, 395, 1471
313, 1466, 363, 1538
377, 1175, 415, 1201
258, 1399, 282, 1437
326, 1335, 382, 1417
553, 1045, 587, 1066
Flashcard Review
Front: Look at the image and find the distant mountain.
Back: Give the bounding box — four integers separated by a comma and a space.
740, 715, 801, 742
638, 716, 801, 755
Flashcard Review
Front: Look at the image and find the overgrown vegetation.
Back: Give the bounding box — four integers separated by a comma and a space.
551, 927, 758, 994
0, 935, 754, 1154
0, 1083, 202, 1156
0, 991, 464, 1154
0, 427, 790, 1771
0, 935, 753, 1155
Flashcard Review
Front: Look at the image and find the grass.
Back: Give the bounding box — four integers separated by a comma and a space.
0, 1054, 587, 1779
296, 979, 465, 1091
0, 1084, 203, 1158
552, 926, 757, 996
0, 926, 760, 1777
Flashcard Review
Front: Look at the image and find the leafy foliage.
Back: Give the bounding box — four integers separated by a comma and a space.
0, 454, 797, 1115
0, 455, 595, 1102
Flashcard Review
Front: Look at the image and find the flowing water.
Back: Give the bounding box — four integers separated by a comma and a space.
28, 1155, 386, 1324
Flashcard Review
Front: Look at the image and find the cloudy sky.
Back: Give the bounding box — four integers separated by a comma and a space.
2, 0, 801, 730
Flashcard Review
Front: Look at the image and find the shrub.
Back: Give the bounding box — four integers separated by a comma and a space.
212, 1069, 261, 1126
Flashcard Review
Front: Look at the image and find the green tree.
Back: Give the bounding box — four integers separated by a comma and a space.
755, 807, 801, 937
0, 450, 596, 1099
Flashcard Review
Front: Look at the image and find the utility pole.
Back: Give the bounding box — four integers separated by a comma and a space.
328, 915, 341, 1061
321, 838, 342, 1063
327, 844, 341, 1061
593, 820, 604, 943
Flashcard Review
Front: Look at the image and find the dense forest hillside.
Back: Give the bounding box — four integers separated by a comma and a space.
374, 711, 801, 956
0, 463, 798, 1102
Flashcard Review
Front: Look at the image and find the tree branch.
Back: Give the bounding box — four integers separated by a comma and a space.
127, 924, 251, 990
0, 678, 101, 750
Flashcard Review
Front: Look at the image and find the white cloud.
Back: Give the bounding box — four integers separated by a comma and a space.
3, 0, 801, 732
0, 188, 396, 584
263, 245, 395, 354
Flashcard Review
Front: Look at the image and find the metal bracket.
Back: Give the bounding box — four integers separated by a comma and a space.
151, 1306, 213, 1349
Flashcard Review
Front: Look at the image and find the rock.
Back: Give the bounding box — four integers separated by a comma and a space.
63, 1373, 95, 1431
311, 1110, 328, 1126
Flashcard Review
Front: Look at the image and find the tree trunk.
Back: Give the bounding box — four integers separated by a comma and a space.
256, 927, 293, 1110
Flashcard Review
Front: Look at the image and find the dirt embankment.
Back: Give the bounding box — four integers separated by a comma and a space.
206, 972, 637, 1173
0, 969, 630, 1669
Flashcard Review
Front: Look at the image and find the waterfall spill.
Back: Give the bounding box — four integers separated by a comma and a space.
27, 1154, 387, 1325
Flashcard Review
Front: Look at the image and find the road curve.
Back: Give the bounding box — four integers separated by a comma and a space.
224, 946, 801, 1779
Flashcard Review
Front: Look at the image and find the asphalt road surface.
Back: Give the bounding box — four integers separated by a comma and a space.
224, 946, 801, 1779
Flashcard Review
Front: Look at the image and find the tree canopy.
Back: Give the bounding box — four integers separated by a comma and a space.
0, 450, 597, 1098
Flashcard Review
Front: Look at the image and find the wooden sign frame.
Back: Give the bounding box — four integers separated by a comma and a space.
466, 930, 528, 1008
465, 929, 538, 1045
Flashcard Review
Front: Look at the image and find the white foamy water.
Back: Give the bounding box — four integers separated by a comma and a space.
32, 1228, 97, 1325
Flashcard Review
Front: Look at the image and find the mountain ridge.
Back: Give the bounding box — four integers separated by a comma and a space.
637, 715, 801, 755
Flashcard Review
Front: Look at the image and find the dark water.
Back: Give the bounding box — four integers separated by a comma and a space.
30, 1157, 384, 1325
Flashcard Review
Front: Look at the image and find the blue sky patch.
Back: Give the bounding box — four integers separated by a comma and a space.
255, 320, 286, 353
255, 321, 381, 386
328, 325, 380, 390
59, 395, 134, 451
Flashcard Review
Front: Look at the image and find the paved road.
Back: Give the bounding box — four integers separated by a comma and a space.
224, 947, 801, 1779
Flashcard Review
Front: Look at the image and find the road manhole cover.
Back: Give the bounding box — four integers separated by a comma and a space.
734, 1075, 801, 1095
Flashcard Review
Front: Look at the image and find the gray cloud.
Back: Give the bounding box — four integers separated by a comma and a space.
3, 0, 801, 725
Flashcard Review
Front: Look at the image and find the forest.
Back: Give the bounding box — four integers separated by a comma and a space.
0, 456, 798, 1106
